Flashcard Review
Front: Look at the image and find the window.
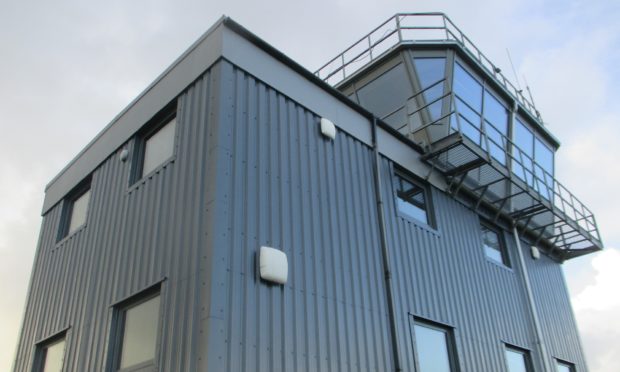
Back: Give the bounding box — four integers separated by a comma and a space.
58, 178, 91, 240
357, 63, 413, 130
556, 360, 575, 372
413, 57, 446, 121
131, 104, 177, 184
504, 345, 532, 372
34, 336, 66, 372
412, 319, 458, 372
480, 223, 509, 267
395, 171, 434, 227
109, 291, 161, 371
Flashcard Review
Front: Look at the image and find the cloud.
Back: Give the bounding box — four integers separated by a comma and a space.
571, 248, 620, 372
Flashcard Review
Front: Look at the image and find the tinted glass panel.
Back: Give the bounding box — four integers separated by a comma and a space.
535, 138, 554, 200
42, 339, 65, 372
513, 119, 534, 186
396, 174, 430, 225
414, 58, 446, 120
455, 98, 482, 145
358, 63, 413, 127
484, 91, 509, 164
557, 362, 573, 372
69, 189, 90, 233
453, 63, 482, 113
120, 295, 160, 369
143, 118, 176, 177
481, 225, 507, 265
414, 324, 452, 372
505, 348, 528, 372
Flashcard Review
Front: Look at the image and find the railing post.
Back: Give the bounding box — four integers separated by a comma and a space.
396, 14, 403, 42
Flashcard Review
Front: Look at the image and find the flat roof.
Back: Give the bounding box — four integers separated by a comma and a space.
42, 16, 436, 214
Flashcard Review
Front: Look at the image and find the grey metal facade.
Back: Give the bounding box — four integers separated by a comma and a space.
14, 16, 593, 372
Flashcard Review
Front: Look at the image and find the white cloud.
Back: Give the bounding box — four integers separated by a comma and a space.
570, 248, 620, 372
572, 249, 620, 312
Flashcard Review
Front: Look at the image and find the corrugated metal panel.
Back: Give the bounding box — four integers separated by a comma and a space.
527, 252, 588, 370
15, 57, 589, 372
13, 63, 221, 372
205, 61, 393, 372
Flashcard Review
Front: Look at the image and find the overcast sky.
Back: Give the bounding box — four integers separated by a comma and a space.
1, 1, 618, 371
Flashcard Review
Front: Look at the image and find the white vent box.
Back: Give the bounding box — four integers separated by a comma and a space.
320, 118, 336, 140
259, 246, 288, 284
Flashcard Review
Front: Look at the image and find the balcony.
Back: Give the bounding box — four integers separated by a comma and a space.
316, 13, 603, 260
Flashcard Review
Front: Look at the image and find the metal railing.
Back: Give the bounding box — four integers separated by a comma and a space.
406, 89, 601, 255
315, 13, 543, 122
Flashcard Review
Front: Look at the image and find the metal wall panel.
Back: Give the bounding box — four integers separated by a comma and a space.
205, 60, 588, 372
13, 63, 221, 372
15, 56, 588, 372
205, 61, 393, 372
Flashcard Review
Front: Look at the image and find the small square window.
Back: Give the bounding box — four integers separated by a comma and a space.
395, 171, 434, 227
34, 335, 66, 372
504, 345, 533, 372
131, 104, 177, 184
58, 178, 91, 241
556, 359, 575, 372
480, 223, 509, 267
109, 290, 162, 371
411, 318, 458, 372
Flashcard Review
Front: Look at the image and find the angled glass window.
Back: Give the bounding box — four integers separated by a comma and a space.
35, 337, 66, 372
413, 320, 458, 372
453, 63, 483, 145
534, 138, 554, 200
142, 117, 176, 177
358, 63, 412, 130
556, 360, 575, 372
505, 345, 532, 372
512, 119, 535, 186
395, 172, 433, 227
110, 291, 162, 371
481, 223, 509, 266
413, 57, 446, 120
483, 90, 509, 165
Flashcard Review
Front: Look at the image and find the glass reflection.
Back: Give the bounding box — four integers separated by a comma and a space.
483, 91, 509, 164
505, 348, 528, 372
42, 339, 65, 372
414, 58, 446, 120
414, 323, 453, 372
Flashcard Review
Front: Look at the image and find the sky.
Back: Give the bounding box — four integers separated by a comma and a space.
1, 0, 618, 371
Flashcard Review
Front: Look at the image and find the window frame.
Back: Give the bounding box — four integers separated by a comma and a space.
57, 176, 92, 242
130, 102, 178, 185
107, 284, 163, 372
409, 316, 460, 372
394, 169, 436, 229
503, 343, 534, 372
555, 359, 575, 372
33, 330, 67, 372
480, 220, 510, 268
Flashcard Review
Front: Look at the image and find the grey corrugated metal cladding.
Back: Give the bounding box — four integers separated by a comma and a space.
13, 16, 589, 372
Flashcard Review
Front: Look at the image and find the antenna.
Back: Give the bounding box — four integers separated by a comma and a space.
506, 49, 523, 92
522, 75, 543, 121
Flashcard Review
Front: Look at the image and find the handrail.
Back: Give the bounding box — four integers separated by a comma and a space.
315, 13, 543, 123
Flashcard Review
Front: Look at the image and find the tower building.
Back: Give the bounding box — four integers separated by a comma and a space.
14, 13, 602, 372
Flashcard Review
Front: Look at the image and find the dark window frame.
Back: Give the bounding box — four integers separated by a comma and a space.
394, 168, 436, 229
480, 220, 510, 268
409, 316, 460, 372
57, 176, 92, 242
107, 284, 163, 372
130, 102, 178, 185
503, 343, 534, 372
33, 330, 68, 372
555, 358, 575, 372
